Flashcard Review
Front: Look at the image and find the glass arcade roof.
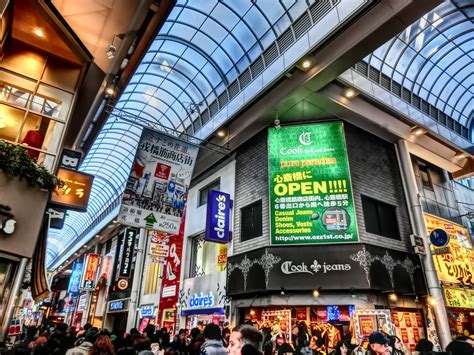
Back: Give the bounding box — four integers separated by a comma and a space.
47, 0, 321, 267
363, 0, 473, 138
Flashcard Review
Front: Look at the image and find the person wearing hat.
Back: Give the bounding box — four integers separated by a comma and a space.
368, 332, 390, 355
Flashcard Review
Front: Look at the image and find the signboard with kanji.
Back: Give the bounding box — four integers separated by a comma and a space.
50, 168, 94, 211
81, 253, 100, 289
423, 213, 473, 285
118, 128, 198, 233
268, 122, 358, 245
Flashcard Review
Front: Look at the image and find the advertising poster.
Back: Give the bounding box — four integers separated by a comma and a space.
391, 311, 426, 352
81, 254, 99, 289
423, 213, 474, 285
443, 286, 474, 309
268, 122, 358, 245
157, 215, 185, 334
68, 261, 83, 294
119, 128, 198, 233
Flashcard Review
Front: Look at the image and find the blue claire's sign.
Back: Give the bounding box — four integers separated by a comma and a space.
189, 292, 215, 308
205, 190, 231, 243
68, 261, 83, 294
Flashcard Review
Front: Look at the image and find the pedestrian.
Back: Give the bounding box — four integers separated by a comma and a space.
387, 335, 404, 355
49, 323, 71, 355
170, 329, 188, 354
414, 339, 434, 355
367, 331, 389, 355
445, 337, 473, 355
334, 339, 353, 355
222, 328, 231, 349
200, 324, 226, 355
226, 325, 263, 355
90, 335, 115, 355
66, 329, 98, 355
275, 334, 294, 355
134, 336, 154, 355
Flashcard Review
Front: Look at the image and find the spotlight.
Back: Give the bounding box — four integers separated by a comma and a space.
342, 87, 357, 99
95, 234, 101, 239
428, 296, 437, 306
280, 287, 285, 296
250, 309, 256, 316
351, 288, 356, 299
106, 44, 117, 60
216, 129, 226, 138
34, 28, 44, 38
302, 60, 311, 69
105, 86, 115, 96
388, 292, 398, 302
297, 57, 315, 72
312, 289, 320, 298
410, 126, 427, 136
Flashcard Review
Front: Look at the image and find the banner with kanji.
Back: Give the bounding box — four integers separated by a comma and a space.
119, 128, 198, 233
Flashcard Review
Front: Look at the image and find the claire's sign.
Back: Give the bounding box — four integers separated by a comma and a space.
205, 190, 231, 243
268, 122, 358, 245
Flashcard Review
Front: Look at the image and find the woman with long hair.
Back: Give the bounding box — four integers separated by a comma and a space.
90, 335, 115, 355
387, 335, 405, 355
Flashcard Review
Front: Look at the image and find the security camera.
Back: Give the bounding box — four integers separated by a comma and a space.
106, 44, 117, 60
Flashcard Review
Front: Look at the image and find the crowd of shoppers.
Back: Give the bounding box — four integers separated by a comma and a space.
0, 323, 472, 355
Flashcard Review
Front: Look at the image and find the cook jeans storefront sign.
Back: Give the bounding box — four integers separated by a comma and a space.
227, 244, 425, 296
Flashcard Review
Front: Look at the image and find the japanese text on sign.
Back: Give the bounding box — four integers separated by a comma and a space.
268, 122, 358, 245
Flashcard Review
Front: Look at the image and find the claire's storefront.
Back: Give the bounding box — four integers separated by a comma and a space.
180, 271, 228, 329
227, 244, 428, 353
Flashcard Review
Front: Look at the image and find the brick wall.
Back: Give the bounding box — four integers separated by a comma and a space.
233, 123, 413, 255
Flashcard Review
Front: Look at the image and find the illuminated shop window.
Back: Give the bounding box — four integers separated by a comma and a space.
189, 235, 227, 277
144, 259, 161, 295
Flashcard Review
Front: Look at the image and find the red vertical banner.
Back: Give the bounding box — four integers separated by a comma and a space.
157, 212, 186, 335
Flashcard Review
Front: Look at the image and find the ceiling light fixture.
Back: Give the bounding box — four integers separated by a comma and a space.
427, 296, 437, 306
280, 287, 285, 296
250, 309, 256, 316
105, 87, 115, 96
312, 287, 321, 298
297, 57, 315, 72
216, 129, 226, 138
33, 28, 44, 38
342, 87, 357, 99
411, 126, 427, 136
302, 60, 311, 69
388, 292, 398, 302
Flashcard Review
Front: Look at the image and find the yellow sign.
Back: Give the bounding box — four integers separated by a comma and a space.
423, 213, 473, 285
443, 286, 474, 309
217, 244, 228, 272
51, 168, 94, 211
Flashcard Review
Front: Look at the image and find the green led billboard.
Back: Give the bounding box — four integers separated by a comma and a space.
268, 122, 358, 245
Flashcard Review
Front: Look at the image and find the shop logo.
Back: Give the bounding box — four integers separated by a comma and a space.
299, 131, 312, 146
189, 292, 215, 308
281, 259, 351, 275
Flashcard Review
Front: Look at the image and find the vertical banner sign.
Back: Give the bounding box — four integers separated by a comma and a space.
205, 190, 231, 243
81, 254, 99, 289
119, 228, 137, 278
268, 122, 358, 245
158, 213, 186, 332
68, 261, 83, 294
119, 128, 199, 233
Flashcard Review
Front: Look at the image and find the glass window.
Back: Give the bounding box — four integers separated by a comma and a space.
0, 104, 26, 143
198, 178, 221, 206
189, 236, 227, 277
361, 195, 400, 240
241, 200, 262, 242
419, 164, 433, 189
0, 82, 31, 108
